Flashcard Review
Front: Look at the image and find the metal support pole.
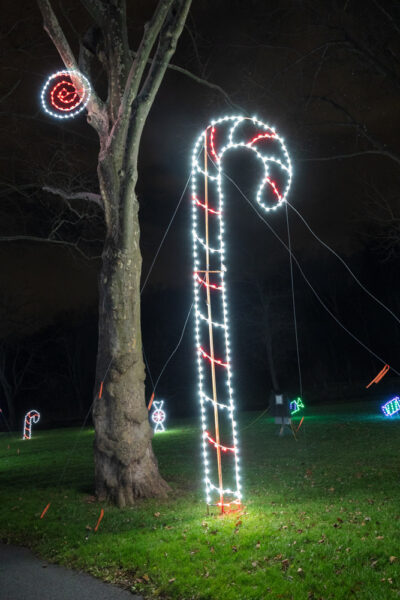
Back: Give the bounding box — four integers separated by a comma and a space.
203, 130, 224, 513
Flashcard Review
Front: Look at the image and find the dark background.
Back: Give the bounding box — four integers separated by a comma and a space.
1, 0, 400, 429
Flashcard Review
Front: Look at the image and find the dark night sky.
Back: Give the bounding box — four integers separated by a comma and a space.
1, 1, 400, 422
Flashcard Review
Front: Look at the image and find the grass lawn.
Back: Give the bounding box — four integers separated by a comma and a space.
1, 401, 400, 599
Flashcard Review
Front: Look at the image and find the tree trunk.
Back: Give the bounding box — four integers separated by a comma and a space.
2, 385, 16, 430
36, 0, 192, 506
0, 351, 17, 429
92, 175, 169, 507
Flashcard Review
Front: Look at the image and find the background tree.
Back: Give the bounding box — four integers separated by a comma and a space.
0, 291, 38, 429
36, 0, 192, 507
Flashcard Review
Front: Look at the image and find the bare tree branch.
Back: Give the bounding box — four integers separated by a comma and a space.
344, 29, 400, 90
37, 0, 108, 135
163, 59, 246, 112
80, 1, 131, 117
128, 49, 245, 112
138, 0, 192, 107
299, 150, 400, 165
0, 235, 100, 259
119, 0, 191, 249
0, 80, 21, 105
371, 0, 400, 36
123, 0, 175, 109
309, 95, 400, 167
79, 0, 107, 24
103, 1, 131, 105
0, 183, 39, 199
43, 185, 103, 208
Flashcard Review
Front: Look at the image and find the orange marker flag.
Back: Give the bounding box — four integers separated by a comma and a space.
296, 416, 304, 432
40, 503, 51, 519
147, 392, 155, 411
94, 508, 104, 532
366, 364, 390, 389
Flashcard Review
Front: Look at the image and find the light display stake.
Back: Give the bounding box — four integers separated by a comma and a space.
366, 364, 390, 389
290, 397, 305, 415
40, 70, 91, 119
191, 116, 292, 512
151, 400, 166, 432
381, 396, 400, 417
23, 410, 40, 439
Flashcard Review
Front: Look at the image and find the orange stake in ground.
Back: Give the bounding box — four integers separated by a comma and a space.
147, 392, 155, 411
40, 503, 51, 519
366, 364, 390, 389
94, 508, 104, 532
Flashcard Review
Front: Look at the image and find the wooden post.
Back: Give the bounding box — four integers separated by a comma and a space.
203, 131, 224, 513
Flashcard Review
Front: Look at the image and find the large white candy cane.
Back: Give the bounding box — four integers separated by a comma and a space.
191, 116, 292, 511
23, 410, 40, 439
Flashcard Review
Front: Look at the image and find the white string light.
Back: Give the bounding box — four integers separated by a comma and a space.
191, 115, 292, 508
201, 392, 232, 411
196, 310, 226, 329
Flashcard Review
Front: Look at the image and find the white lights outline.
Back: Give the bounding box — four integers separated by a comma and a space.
196, 310, 226, 329
194, 233, 222, 254
201, 392, 232, 411
151, 400, 166, 433
191, 115, 292, 507
40, 70, 91, 119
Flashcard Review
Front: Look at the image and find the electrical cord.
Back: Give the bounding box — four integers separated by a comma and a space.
140, 173, 191, 295
286, 200, 400, 327
223, 173, 400, 377
285, 202, 303, 397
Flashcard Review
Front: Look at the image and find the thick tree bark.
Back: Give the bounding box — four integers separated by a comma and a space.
92, 159, 169, 507
93, 243, 170, 506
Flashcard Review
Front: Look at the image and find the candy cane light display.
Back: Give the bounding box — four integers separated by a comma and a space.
41, 70, 91, 119
23, 410, 40, 439
191, 116, 292, 512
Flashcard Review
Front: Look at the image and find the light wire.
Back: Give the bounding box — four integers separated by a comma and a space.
140, 173, 191, 295
287, 200, 400, 327
223, 173, 400, 377
285, 201, 303, 396
140, 172, 191, 388
151, 297, 195, 396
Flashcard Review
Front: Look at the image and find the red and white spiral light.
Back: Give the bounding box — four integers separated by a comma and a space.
40, 70, 91, 119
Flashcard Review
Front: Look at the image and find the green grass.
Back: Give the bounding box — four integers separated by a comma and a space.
1, 402, 400, 599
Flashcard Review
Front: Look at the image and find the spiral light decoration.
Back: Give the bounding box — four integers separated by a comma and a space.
40, 70, 91, 119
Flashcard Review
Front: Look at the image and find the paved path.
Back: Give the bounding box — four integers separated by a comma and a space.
0, 544, 142, 600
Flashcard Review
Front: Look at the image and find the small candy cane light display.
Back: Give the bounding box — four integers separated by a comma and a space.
151, 400, 166, 433
191, 115, 292, 512
290, 397, 305, 415
41, 70, 91, 119
23, 410, 40, 439
381, 396, 400, 417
